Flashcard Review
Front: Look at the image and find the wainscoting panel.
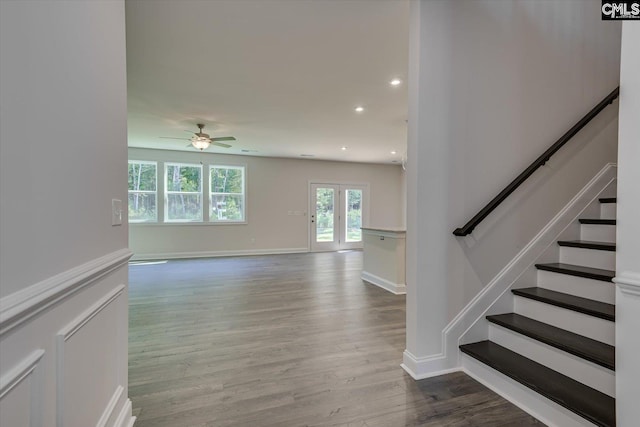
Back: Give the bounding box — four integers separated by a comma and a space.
0, 349, 44, 427
0, 249, 134, 427
57, 285, 124, 427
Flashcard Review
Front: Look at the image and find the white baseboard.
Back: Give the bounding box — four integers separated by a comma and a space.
130, 247, 309, 261
113, 398, 136, 427
410, 163, 617, 377
361, 271, 406, 295
97, 385, 124, 427
401, 349, 460, 379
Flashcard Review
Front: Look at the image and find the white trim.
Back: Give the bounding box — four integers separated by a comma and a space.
164, 162, 204, 223
57, 284, 125, 341
614, 272, 640, 296
113, 398, 136, 427
361, 228, 406, 239
308, 180, 370, 252
407, 163, 617, 376
400, 349, 459, 379
56, 285, 125, 427
0, 348, 44, 400
0, 248, 132, 336
97, 385, 124, 427
130, 247, 309, 261
361, 271, 406, 295
130, 221, 248, 227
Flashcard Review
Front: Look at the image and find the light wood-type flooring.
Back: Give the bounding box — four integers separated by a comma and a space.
129, 251, 543, 426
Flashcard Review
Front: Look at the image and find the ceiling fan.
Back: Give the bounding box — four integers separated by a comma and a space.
159, 123, 236, 151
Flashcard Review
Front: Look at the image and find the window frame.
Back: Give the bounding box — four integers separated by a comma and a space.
209, 165, 246, 223
128, 160, 158, 223
164, 162, 203, 223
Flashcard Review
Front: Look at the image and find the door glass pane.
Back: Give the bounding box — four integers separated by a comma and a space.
345, 189, 362, 242
316, 188, 334, 242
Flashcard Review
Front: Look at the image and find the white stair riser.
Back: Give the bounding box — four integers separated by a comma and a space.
514, 296, 614, 345
536, 270, 615, 304
600, 203, 617, 220
559, 247, 615, 271
462, 354, 600, 427
489, 324, 615, 397
580, 224, 616, 242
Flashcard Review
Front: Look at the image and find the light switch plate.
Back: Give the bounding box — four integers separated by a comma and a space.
112, 199, 123, 226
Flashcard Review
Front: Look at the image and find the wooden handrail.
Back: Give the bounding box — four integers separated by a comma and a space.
453, 87, 620, 237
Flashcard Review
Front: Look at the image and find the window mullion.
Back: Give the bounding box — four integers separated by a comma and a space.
204, 165, 211, 222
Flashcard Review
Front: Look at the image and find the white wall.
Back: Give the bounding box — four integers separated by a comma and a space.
129, 148, 404, 259
405, 0, 621, 375
0, 1, 133, 426
615, 22, 640, 427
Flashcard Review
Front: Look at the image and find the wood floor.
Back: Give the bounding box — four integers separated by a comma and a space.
129, 251, 544, 426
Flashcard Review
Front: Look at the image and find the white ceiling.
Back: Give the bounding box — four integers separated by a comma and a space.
126, 0, 409, 164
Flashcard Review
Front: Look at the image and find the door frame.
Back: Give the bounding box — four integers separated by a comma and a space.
308, 181, 370, 252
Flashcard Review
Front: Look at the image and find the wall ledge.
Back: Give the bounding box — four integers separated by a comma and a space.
0, 248, 132, 336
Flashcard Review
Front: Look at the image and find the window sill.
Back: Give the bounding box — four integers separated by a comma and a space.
129, 221, 248, 227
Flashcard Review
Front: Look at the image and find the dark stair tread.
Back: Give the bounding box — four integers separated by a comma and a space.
512, 287, 615, 321
535, 262, 614, 282
487, 313, 615, 370
599, 197, 617, 203
460, 341, 615, 427
579, 219, 616, 225
557, 240, 616, 251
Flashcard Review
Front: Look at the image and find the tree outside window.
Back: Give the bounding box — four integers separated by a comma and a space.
165, 163, 202, 221
210, 166, 245, 222
128, 161, 157, 222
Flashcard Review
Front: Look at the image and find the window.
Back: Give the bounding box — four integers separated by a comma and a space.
165, 163, 202, 222
210, 165, 245, 222
128, 161, 157, 222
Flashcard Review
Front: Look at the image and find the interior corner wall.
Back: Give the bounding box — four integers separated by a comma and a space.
0, 1, 132, 426
128, 148, 404, 258
615, 21, 640, 427
406, 0, 621, 367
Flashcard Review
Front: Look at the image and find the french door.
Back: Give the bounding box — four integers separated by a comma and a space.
310, 183, 368, 252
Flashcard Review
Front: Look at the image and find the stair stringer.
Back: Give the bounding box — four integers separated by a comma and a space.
402, 163, 616, 380
453, 164, 617, 426
453, 163, 616, 353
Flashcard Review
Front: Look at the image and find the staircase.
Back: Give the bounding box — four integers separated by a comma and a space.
461, 197, 617, 427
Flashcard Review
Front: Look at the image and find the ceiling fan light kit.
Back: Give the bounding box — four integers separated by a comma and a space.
191, 135, 211, 151
160, 123, 236, 151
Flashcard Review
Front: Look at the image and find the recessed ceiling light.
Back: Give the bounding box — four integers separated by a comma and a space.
390, 79, 402, 86
341, 146, 347, 151
391, 150, 397, 155
354, 106, 364, 113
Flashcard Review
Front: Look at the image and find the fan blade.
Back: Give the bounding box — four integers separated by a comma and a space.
211, 136, 236, 142
159, 137, 190, 141
212, 142, 232, 148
